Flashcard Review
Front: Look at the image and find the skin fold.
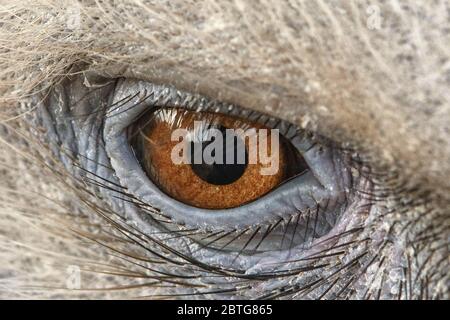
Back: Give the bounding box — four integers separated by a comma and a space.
0, 0, 448, 299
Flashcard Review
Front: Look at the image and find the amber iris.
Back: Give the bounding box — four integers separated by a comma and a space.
131, 108, 308, 209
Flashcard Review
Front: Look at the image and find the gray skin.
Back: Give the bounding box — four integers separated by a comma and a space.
0, 1, 448, 299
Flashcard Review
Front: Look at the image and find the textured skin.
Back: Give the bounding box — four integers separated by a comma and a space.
0, 0, 448, 299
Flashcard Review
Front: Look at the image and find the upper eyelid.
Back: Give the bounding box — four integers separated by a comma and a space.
107, 77, 301, 141
86, 69, 343, 137
89, 68, 312, 134
90, 70, 355, 153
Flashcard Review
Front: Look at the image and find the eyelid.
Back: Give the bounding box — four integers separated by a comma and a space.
103, 79, 352, 231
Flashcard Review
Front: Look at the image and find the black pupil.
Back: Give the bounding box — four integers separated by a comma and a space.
190, 126, 248, 185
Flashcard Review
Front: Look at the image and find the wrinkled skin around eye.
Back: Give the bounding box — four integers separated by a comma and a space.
7, 73, 445, 300
34, 76, 359, 262
0, 1, 449, 300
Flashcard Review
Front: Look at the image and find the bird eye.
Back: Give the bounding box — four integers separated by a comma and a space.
129, 108, 308, 209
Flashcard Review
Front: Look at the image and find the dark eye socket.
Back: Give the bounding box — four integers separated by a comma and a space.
129, 107, 309, 209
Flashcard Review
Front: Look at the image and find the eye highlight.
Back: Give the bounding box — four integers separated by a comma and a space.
130, 108, 308, 209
